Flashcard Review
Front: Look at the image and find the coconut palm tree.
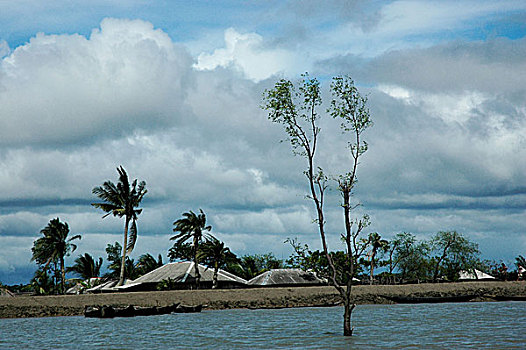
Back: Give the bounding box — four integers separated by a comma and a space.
171, 209, 211, 289
199, 237, 238, 289
92, 166, 147, 286
103, 242, 140, 280
136, 253, 163, 276
168, 241, 193, 262
368, 232, 389, 285
31, 267, 54, 295
516, 255, 526, 280
67, 253, 103, 280
31, 218, 81, 294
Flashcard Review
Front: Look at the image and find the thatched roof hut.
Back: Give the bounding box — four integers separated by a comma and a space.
459, 269, 496, 281
0, 287, 15, 297
115, 262, 248, 291
66, 277, 104, 294
248, 269, 326, 287
85, 279, 125, 293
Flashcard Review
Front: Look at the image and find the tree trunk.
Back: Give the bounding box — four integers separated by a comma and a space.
370, 251, 376, 285
118, 218, 130, 286
53, 261, 58, 295
212, 265, 218, 289
343, 298, 355, 336
193, 235, 200, 289
60, 256, 66, 294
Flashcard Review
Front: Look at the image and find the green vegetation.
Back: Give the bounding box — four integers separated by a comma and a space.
231, 253, 284, 280
430, 231, 480, 282
104, 242, 140, 281
367, 233, 389, 285
136, 253, 164, 276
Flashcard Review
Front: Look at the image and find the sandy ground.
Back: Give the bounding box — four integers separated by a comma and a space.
0, 281, 525, 318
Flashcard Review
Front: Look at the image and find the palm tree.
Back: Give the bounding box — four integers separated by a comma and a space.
31, 218, 81, 294
199, 237, 238, 289
31, 267, 54, 295
516, 255, 526, 280
92, 166, 147, 286
171, 209, 211, 289
368, 232, 389, 285
136, 253, 163, 276
103, 242, 141, 281
67, 253, 103, 280
168, 241, 193, 262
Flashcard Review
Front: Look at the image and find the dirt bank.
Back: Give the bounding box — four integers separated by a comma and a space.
1, 281, 524, 318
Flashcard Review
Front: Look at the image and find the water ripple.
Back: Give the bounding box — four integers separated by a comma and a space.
1, 301, 525, 349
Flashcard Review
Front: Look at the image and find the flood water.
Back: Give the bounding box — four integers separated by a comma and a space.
1, 301, 525, 349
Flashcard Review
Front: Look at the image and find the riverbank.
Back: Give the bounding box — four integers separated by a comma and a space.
1, 281, 524, 318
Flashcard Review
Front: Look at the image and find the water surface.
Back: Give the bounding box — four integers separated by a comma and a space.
1, 302, 524, 349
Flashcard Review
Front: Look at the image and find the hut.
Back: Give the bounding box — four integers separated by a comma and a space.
115, 262, 248, 291
459, 269, 496, 281
85, 280, 122, 293
248, 268, 326, 287
0, 287, 15, 297
66, 277, 104, 294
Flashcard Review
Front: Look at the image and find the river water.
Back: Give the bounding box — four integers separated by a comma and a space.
1, 302, 525, 349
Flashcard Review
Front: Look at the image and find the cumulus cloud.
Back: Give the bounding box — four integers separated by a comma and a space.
1, 6, 525, 284
0, 18, 193, 147
195, 28, 301, 81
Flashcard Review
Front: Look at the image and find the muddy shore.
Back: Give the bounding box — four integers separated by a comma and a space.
1, 281, 524, 319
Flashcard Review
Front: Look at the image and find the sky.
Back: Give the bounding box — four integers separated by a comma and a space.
1, 1, 525, 284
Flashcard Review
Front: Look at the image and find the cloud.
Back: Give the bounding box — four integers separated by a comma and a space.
0, 40, 9, 57
195, 28, 301, 81
364, 37, 526, 95
0, 18, 193, 147
1, 7, 526, 284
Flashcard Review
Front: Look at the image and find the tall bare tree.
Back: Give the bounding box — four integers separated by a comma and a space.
263, 73, 372, 336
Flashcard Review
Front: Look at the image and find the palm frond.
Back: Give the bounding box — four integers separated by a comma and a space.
127, 219, 137, 254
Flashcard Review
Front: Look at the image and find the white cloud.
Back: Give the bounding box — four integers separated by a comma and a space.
378, 84, 487, 124
195, 28, 301, 81
0, 18, 193, 147
0, 236, 34, 271
1, 7, 526, 284
0, 40, 9, 57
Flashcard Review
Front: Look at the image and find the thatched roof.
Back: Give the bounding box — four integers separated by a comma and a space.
66, 277, 104, 294
117, 262, 247, 290
248, 269, 326, 286
459, 269, 496, 280
0, 288, 15, 297
85, 279, 129, 293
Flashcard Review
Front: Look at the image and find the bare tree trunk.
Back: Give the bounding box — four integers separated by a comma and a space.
343, 297, 355, 336
118, 217, 130, 286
